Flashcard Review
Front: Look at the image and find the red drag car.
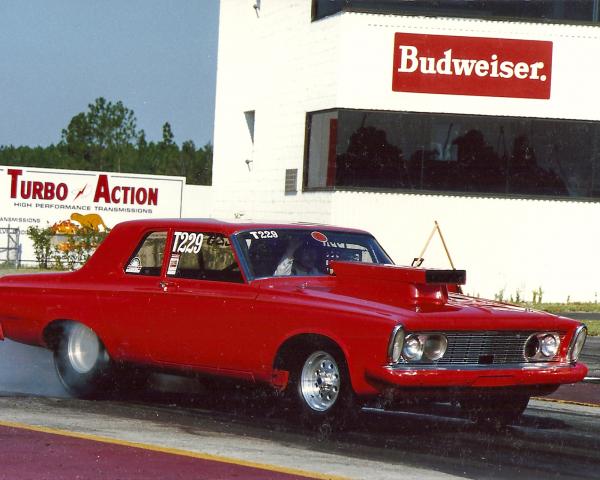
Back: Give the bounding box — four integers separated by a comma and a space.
0, 219, 588, 425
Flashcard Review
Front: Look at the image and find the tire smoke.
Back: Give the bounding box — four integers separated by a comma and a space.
0, 340, 70, 397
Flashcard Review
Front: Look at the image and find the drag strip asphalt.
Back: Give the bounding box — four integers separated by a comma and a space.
1, 387, 600, 480
2, 338, 600, 479
1, 420, 326, 480
0, 396, 462, 480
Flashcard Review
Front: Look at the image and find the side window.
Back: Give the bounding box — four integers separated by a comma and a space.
166, 231, 243, 283
125, 231, 167, 276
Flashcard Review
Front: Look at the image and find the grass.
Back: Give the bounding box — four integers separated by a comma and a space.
529, 302, 600, 314
583, 320, 600, 336
517, 302, 600, 336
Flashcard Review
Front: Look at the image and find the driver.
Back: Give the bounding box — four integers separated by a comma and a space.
274, 238, 321, 276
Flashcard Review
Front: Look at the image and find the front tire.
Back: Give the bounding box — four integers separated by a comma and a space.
287, 347, 358, 430
53, 322, 112, 398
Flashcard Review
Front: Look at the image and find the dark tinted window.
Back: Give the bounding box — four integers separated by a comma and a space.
306, 109, 600, 200
313, 0, 600, 23
236, 229, 392, 279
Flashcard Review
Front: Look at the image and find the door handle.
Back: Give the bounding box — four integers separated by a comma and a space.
159, 280, 177, 292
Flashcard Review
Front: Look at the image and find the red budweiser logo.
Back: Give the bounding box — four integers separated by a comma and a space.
392, 33, 553, 99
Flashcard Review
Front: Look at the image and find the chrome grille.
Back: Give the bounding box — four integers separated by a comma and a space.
435, 331, 534, 366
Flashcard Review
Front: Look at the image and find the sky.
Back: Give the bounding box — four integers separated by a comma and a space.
0, 0, 220, 148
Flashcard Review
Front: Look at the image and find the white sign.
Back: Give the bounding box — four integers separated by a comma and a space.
0, 165, 185, 263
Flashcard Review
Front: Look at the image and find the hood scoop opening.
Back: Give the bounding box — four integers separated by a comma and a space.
329, 261, 466, 307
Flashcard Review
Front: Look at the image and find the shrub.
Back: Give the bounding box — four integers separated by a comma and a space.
27, 222, 109, 270
26, 225, 54, 269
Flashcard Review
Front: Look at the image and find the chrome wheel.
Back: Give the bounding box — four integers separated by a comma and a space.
300, 351, 341, 412
67, 323, 100, 374
53, 321, 112, 398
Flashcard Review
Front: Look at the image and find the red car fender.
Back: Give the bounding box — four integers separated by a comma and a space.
271, 326, 384, 396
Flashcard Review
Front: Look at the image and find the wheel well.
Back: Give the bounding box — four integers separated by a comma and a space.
43, 320, 112, 359
273, 334, 346, 371
43, 320, 71, 351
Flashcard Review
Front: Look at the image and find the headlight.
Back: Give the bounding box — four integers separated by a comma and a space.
540, 334, 560, 357
524, 335, 540, 358
424, 335, 448, 361
389, 329, 448, 364
388, 325, 404, 364
569, 325, 587, 362
524, 332, 560, 361
403, 334, 424, 361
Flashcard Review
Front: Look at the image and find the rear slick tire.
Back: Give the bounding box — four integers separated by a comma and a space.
53, 322, 113, 398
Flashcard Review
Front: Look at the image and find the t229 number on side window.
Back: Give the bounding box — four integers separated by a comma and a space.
172, 231, 204, 254
249, 230, 278, 239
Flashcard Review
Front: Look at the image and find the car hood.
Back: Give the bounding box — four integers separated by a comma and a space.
252, 262, 578, 332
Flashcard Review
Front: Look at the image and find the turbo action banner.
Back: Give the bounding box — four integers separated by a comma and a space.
0, 165, 185, 261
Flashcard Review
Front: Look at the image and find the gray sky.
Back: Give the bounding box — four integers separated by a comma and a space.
0, 0, 219, 147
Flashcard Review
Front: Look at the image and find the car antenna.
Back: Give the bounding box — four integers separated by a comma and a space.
412, 220, 457, 268
412, 221, 462, 293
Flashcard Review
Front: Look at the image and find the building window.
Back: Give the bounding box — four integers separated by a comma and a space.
285, 168, 298, 194
305, 109, 600, 200
244, 110, 256, 143
312, 0, 600, 24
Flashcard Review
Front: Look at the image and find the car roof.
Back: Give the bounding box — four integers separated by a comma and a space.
114, 218, 371, 236
81, 218, 373, 277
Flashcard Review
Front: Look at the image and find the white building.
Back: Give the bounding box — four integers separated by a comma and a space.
212, 0, 600, 302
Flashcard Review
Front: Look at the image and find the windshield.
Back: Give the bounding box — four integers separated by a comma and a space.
235, 228, 393, 279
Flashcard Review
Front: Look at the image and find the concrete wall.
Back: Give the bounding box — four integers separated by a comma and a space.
330, 191, 599, 303
336, 12, 600, 120
212, 0, 339, 223
181, 184, 214, 218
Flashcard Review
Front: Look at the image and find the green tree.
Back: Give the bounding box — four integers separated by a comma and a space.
60, 97, 139, 171
0, 97, 213, 185
197, 142, 213, 185
156, 121, 179, 175
161, 122, 175, 146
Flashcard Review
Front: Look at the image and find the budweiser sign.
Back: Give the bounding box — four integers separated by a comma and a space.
392, 33, 553, 99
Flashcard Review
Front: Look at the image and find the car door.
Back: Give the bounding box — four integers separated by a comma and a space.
113, 229, 170, 363
147, 229, 258, 374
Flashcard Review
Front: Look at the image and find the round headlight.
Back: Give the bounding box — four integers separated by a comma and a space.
540, 334, 560, 358
388, 326, 405, 364
424, 335, 448, 361
569, 326, 587, 362
402, 334, 424, 361
524, 335, 540, 359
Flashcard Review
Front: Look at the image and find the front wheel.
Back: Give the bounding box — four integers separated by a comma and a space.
287, 348, 358, 429
53, 322, 112, 398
